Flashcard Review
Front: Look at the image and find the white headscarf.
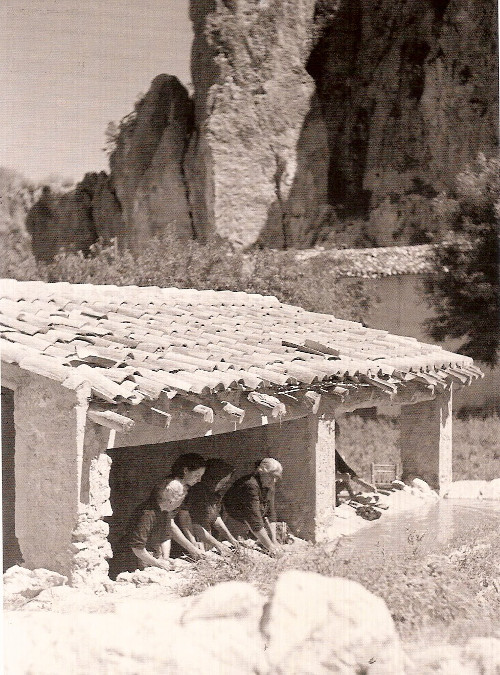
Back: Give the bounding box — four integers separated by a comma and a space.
256, 457, 283, 478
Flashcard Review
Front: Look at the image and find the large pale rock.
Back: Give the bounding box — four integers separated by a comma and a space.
109, 74, 194, 248
479, 478, 500, 501
3, 566, 68, 609
186, 0, 319, 247
462, 637, 500, 674
262, 569, 407, 674
181, 580, 265, 625
442, 480, 489, 499
5, 585, 266, 675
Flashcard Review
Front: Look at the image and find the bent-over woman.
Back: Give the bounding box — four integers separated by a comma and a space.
223, 457, 283, 555
122, 452, 207, 570
178, 458, 239, 555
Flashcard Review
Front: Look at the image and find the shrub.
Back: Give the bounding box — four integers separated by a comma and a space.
181, 525, 500, 642
424, 155, 500, 366
0, 229, 46, 281
1, 231, 371, 323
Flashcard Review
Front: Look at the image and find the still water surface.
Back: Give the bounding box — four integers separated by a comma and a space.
339, 499, 500, 558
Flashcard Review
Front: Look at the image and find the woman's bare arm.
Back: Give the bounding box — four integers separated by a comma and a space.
131, 546, 172, 570
177, 509, 200, 547
193, 523, 232, 554
171, 520, 205, 559
213, 516, 239, 546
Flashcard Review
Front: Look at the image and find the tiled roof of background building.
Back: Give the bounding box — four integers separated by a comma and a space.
295, 244, 435, 278
0, 279, 480, 407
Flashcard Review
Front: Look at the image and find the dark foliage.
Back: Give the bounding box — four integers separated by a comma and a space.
0, 228, 371, 324
424, 155, 500, 366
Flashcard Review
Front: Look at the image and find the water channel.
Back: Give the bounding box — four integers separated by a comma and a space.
337, 499, 500, 559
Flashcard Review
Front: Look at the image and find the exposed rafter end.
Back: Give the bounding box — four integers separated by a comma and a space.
150, 406, 173, 428
248, 392, 287, 418
193, 404, 215, 424
87, 407, 135, 433
221, 401, 245, 424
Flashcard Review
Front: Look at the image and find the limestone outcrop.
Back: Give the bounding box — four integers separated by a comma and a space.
185, 0, 320, 248
25, 174, 125, 261
188, 0, 497, 246
308, 0, 499, 221
24, 0, 498, 253
109, 74, 194, 248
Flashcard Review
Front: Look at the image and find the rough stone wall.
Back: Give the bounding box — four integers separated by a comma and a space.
12, 375, 89, 576
186, 0, 319, 247
8, 371, 114, 586
109, 75, 194, 248
70, 422, 112, 588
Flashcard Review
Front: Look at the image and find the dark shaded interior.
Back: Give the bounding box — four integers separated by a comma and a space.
2, 387, 23, 571
106, 427, 269, 578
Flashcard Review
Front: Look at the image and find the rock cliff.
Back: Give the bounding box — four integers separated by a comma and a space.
25, 0, 498, 257
109, 74, 194, 248
189, 0, 498, 247
25, 173, 125, 261
308, 0, 499, 227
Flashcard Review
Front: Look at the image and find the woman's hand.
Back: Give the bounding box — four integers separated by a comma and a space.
217, 543, 235, 557
189, 548, 207, 561
268, 543, 284, 558
155, 558, 173, 571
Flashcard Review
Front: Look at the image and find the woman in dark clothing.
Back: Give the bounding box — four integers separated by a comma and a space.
223, 457, 283, 555
124, 478, 186, 570
335, 425, 377, 501
122, 453, 207, 570
178, 458, 239, 555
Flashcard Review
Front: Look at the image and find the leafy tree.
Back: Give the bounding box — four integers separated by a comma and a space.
424, 155, 500, 366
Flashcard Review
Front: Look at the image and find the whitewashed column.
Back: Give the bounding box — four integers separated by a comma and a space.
400, 387, 453, 493
311, 416, 337, 541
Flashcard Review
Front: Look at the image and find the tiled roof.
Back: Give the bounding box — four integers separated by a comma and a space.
295, 244, 435, 278
0, 279, 481, 407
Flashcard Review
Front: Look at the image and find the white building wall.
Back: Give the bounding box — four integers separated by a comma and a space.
364, 274, 500, 411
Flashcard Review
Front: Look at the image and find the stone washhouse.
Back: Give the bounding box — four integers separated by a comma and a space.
0, 279, 482, 586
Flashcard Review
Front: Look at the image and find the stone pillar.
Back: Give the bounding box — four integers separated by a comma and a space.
13, 375, 90, 577
400, 388, 453, 493
312, 417, 337, 541
259, 416, 336, 542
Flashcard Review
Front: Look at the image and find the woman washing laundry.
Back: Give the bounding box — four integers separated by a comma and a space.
122, 453, 207, 570
334, 424, 377, 504
178, 458, 239, 556
223, 458, 283, 556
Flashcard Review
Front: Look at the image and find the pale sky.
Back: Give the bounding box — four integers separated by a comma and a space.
1, 0, 192, 182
